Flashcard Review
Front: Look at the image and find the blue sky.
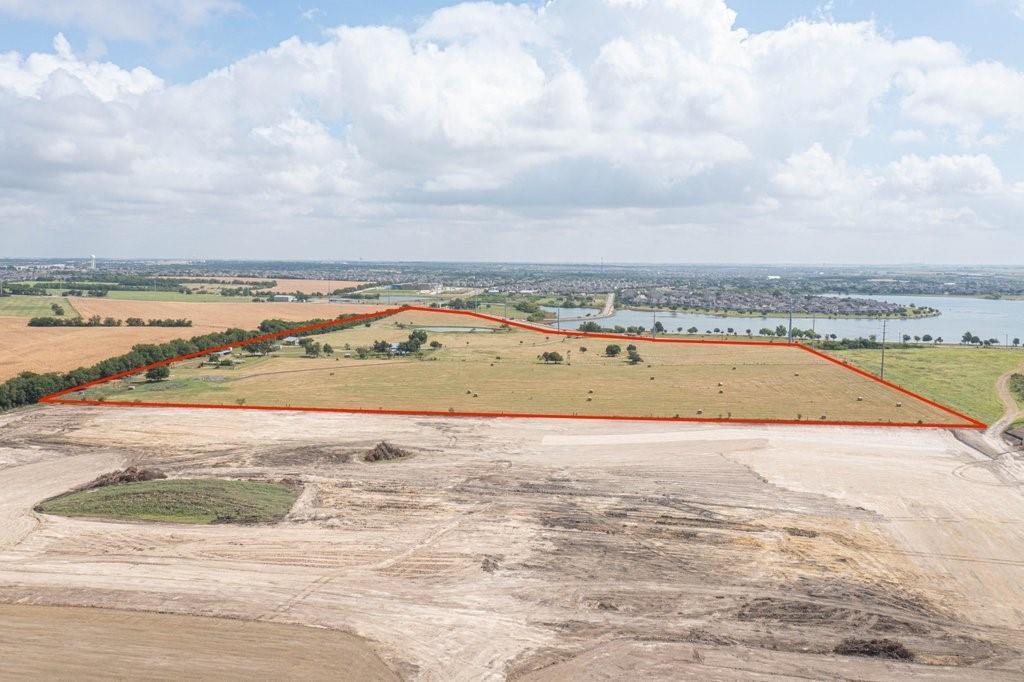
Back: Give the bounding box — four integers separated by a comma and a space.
0, 0, 1022, 262
2, 1, 1020, 83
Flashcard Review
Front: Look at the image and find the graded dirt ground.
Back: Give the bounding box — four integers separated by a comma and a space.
0, 300, 387, 381
0, 604, 397, 681
66, 310, 974, 427
1, 406, 1022, 679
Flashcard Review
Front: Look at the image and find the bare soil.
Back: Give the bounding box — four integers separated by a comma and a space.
1, 405, 1022, 679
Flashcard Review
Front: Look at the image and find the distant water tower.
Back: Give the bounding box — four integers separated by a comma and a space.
90, 254, 96, 270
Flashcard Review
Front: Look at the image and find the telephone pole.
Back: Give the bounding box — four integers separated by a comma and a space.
880, 318, 887, 380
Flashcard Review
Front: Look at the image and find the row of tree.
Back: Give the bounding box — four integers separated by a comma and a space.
27, 316, 193, 328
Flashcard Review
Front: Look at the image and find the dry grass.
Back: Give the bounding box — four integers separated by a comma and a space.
67, 311, 973, 426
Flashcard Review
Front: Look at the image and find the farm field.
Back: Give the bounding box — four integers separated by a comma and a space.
105, 290, 254, 302
834, 346, 1024, 425
0, 295, 76, 318
62, 309, 976, 427
0, 300, 388, 381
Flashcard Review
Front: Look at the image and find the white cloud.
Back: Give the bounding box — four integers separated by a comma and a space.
889, 128, 927, 144
0, 0, 1022, 262
0, 0, 240, 42
887, 154, 1003, 195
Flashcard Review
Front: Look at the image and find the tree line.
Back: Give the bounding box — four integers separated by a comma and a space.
27, 316, 194, 327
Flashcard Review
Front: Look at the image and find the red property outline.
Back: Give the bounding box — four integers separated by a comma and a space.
40, 305, 985, 430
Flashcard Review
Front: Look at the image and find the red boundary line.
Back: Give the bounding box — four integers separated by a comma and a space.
40, 305, 985, 430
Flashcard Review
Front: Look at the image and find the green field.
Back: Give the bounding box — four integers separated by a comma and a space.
37, 479, 299, 524
0, 295, 77, 318
833, 346, 1024, 425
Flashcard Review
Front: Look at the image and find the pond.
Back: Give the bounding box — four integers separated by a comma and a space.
544, 295, 1024, 344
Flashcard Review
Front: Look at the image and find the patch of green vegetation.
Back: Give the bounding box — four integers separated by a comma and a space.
1009, 373, 1024, 407
834, 347, 1024, 425
0, 295, 77, 318
37, 479, 299, 524
105, 290, 253, 302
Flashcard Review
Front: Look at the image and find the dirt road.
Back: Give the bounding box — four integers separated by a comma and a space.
2, 406, 1023, 679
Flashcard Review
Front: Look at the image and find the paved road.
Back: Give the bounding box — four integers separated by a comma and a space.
556, 292, 615, 323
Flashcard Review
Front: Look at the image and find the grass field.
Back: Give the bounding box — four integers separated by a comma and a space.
0, 295, 76, 318
105, 290, 254, 302
833, 346, 1024, 425
63, 310, 977, 426
37, 479, 299, 524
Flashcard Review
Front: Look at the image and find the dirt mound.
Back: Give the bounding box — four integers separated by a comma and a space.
834, 637, 914, 660
364, 441, 411, 463
81, 467, 167, 491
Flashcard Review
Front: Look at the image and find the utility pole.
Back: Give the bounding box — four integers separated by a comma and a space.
788, 308, 793, 343
880, 318, 887, 380
652, 309, 656, 338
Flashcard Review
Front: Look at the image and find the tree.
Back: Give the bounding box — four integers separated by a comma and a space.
687, 326, 698, 334
653, 321, 665, 333
627, 349, 642, 364
304, 341, 322, 357
1014, 338, 1020, 347
759, 327, 773, 336
922, 334, 932, 343
429, 340, 442, 349
626, 344, 637, 351
902, 334, 911, 342
50, 303, 65, 316
323, 343, 334, 355
962, 331, 974, 344
539, 351, 563, 364
145, 365, 170, 382
605, 344, 621, 357
243, 340, 273, 355
775, 325, 787, 337
355, 346, 371, 359
372, 339, 391, 353
935, 337, 943, 344
579, 321, 602, 332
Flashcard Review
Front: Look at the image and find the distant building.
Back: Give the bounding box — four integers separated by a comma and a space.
271, 294, 296, 302
281, 336, 299, 345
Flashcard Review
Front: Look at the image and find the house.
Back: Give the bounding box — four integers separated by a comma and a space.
272, 294, 296, 302
281, 336, 299, 346
210, 349, 232, 357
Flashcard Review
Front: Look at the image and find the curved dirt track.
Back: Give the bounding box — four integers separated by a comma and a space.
2, 405, 1024, 679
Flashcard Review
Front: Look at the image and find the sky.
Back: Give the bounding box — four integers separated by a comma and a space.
1, 0, 1023, 263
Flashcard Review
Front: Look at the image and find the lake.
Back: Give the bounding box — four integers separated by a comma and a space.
544, 295, 1024, 344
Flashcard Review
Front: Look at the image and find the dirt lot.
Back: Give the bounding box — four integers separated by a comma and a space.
0, 301, 386, 381
1, 405, 1022, 679
0, 604, 397, 681
69, 310, 975, 427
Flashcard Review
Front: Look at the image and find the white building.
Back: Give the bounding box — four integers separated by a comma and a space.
271, 294, 296, 302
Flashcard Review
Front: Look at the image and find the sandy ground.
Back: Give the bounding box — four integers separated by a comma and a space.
0, 301, 387, 381
2, 405, 1023, 679
0, 604, 397, 681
